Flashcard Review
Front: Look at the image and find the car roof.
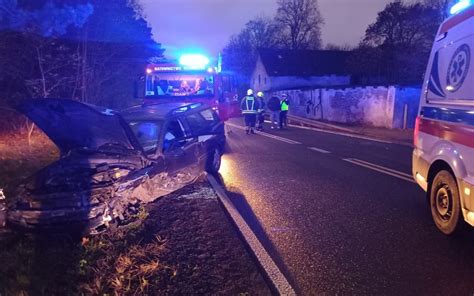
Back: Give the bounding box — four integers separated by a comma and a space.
122, 102, 207, 121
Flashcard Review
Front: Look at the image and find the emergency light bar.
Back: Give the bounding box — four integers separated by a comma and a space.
450, 0, 472, 15
179, 54, 210, 70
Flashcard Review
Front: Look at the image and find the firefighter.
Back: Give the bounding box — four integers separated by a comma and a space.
240, 89, 258, 134
280, 94, 289, 129
256, 91, 266, 131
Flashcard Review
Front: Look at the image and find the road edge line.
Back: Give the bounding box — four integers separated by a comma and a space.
206, 174, 296, 296
288, 115, 355, 133
349, 158, 413, 179
343, 158, 415, 183
288, 123, 413, 147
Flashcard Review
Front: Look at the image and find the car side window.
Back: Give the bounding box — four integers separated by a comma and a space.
128, 121, 161, 155
163, 119, 185, 152
200, 109, 218, 123
186, 109, 216, 134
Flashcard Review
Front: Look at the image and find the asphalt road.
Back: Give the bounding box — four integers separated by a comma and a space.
218, 118, 474, 295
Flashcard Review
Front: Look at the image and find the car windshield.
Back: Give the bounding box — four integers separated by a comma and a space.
127, 120, 163, 154
145, 72, 214, 98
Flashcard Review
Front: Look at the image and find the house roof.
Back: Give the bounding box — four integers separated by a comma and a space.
258, 49, 351, 77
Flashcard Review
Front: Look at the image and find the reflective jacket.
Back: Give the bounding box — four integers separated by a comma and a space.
241, 95, 258, 114
281, 99, 289, 111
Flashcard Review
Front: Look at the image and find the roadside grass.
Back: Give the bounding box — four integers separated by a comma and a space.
0, 206, 170, 295
79, 209, 174, 295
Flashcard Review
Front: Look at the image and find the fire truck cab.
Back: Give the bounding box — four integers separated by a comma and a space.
142, 54, 240, 121
413, 0, 474, 235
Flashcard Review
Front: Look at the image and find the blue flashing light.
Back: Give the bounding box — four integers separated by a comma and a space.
450, 0, 471, 15
179, 54, 210, 70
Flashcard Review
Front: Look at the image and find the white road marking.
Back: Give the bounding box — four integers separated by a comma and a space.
343, 158, 415, 183
308, 147, 331, 154
229, 120, 410, 147
349, 158, 413, 179
207, 174, 296, 295
288, 124, 401, 145
226, 122, 301, 145
288, 115, 355, 133
261, 118, 411, 146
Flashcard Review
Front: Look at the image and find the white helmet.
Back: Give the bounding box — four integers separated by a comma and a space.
247, 89, 254, 96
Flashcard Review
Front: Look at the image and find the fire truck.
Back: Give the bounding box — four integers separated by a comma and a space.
142, 54, 240, 121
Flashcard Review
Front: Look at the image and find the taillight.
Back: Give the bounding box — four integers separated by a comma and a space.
414, 116, 421, 147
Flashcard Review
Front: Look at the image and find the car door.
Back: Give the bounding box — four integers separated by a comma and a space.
162, 117, 199, 178
185, 108, 224, 170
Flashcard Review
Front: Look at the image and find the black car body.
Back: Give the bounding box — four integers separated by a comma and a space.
5, 99, 225, 233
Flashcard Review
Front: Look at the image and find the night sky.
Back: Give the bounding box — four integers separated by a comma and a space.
139, 0, 394, 58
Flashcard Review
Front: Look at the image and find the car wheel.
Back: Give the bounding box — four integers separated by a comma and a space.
430, 170, 463, 235
206, 147, 221, 173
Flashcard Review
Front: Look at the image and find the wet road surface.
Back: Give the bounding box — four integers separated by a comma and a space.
218, 118, 474, 295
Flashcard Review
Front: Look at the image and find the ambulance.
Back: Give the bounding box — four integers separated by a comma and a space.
413, 0, 474, 234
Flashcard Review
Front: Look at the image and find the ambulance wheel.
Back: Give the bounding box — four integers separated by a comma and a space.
206, 147, 221, 174
430, 170, 463, 235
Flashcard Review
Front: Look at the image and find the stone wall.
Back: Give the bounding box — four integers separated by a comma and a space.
272, 86, 420, 129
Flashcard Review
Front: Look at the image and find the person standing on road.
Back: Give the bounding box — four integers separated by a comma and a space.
267, 94, 281, 129
240, 89, 258, 134
256, 91, 266, 131
280, 94, 289, 129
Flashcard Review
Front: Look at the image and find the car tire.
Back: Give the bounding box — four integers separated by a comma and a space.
206, 147, 221, 174
430, 170, 463, 235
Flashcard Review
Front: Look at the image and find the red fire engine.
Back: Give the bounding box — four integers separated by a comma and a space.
143, 54, 240, 121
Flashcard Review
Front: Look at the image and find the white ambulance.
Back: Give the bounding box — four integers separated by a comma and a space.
413, 0, 474, 235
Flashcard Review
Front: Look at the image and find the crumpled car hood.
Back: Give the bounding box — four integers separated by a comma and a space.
5, 152, 145, 231
17, 99, 142, 155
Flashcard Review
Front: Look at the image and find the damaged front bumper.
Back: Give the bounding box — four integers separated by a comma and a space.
5, 166, 202, 234
6, 186, 114, 233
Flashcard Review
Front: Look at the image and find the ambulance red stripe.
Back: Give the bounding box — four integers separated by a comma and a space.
439, 6, 474, 35
418, 117, 474, 148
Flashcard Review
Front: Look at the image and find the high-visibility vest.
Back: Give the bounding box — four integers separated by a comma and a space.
241, 96, 258, 114
281, 100, 289, 111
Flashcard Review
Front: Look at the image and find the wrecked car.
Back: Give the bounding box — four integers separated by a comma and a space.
4, 99, 225, 233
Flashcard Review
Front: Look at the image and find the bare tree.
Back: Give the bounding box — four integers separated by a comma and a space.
0, 0, 92, 144
242, 16, 280, 49
275, 0, 324, 50
222, 16, 282, 91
